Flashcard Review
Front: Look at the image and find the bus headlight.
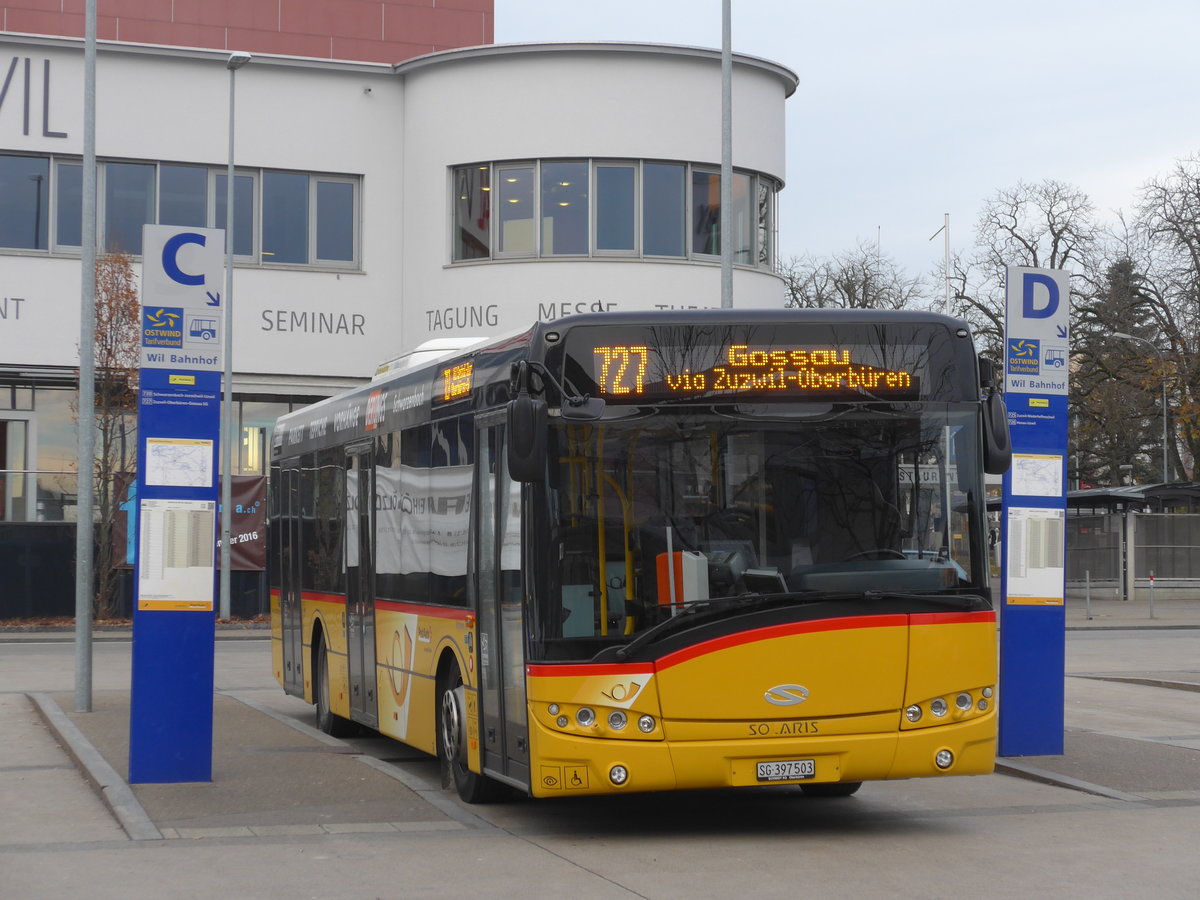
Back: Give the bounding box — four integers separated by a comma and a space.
931, 698, 948, 717
638, 714, 656, 733
905, 705, 922, 722
608, 710, 628, 730
576, 707, 596, 727
609, 765, 629, 785
935, 749, 954, 769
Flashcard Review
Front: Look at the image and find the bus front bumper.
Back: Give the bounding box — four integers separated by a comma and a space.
526, 713, 997, 798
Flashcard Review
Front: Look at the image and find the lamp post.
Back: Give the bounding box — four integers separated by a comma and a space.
1113, 331, 1170, 484
221, 51, 251, 621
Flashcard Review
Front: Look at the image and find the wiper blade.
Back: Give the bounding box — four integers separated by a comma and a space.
860, 591, 990, 611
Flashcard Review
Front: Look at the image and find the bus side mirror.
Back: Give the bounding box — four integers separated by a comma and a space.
978, 357, 997, 390
982, 391, 1012, 475
507, 394, 547, 482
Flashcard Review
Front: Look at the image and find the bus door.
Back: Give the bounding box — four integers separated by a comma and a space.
345, 445, 378, 728
475, 419, 529, 787
280, 463, 304, 697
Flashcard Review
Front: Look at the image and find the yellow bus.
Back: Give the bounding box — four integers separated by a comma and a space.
269, 309, 1011, 802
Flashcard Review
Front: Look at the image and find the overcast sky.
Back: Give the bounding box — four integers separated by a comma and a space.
495, 0, 1200, 279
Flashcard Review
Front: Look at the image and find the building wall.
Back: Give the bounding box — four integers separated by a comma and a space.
399, 44, 796, 346
0, 40, 405, 380
1, 35, 799, 541
2, 38, 798, 380
1, 0, 493, 64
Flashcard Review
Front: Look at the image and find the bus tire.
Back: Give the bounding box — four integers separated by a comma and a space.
800, 781, 862, 798
315, 638, 354, 737
437, 657, 503, 804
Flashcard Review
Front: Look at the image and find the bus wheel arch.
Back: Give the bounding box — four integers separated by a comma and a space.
436, 651, 504, 803
312, 619, 353, 737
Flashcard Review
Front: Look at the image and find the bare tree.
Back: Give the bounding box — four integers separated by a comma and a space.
952, 180, 1099, 359
1130, 155, 1200, 479
76, 251, 140, 618
780, 241, 925, 310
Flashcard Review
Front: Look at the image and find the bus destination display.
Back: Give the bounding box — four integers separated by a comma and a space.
589, 343, 919, 401
437, 361, 473, 404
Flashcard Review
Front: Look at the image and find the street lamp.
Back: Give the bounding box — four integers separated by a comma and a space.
1113, 331, 1170, 484
221, 50, 251, 621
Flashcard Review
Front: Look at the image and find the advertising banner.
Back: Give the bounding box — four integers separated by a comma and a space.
229, 475, 267, 571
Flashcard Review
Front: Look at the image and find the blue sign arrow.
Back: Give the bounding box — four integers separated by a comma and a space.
1056, 325, 1067, 338
206, 291, 220, 307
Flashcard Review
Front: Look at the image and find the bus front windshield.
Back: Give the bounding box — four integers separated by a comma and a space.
535, 405, 984, 660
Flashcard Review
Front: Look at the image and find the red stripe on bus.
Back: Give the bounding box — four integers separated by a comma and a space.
526, 614, 914, 678
300, 591, 346, 605
655, 614, 910, 670
376, 599, 473, 620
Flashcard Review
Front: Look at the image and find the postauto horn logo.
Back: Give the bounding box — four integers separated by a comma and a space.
764, 684, 810, 706
142, 307, 184, 348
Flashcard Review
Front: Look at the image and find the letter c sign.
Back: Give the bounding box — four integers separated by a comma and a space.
162, 232, 207, 287
1022, 272, 1059, 320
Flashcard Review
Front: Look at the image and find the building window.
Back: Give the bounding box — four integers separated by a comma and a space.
596, 164, 635, 253
262, 171, 309, 264
453, 159, 777, 269
0, 155, 50, 251
159, 164, 208, 228
643, 162, 686, 257
757, 178, 774, 267
54, 160, 81, 248
732, 171, 753, 265
540, 160, 588, 256
1, 153, 360, 270
103, 162, 155, 255
497, 164, 535, 256
453, 165, 491, 261
316, 179, 355, 263
691, 170, 721, 256
239, 401, 292, 475
215, 172, 256, 258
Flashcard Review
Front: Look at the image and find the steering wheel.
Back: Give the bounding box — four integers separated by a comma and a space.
845, 548, 907, 561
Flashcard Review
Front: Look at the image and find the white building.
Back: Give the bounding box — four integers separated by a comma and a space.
0, 31, 796, 611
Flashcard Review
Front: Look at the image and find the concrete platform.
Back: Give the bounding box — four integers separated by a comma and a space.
27, 690, 477, 842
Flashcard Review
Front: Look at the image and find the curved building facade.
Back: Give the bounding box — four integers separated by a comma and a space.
0, 31, 797, 581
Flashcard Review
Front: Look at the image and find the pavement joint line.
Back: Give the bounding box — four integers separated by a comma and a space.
222, 690, 498, 833
154, 821, 469, 840
351, 753, 497, 831
994, 759, 1148, 804
1074, 675, 1200, 693
27, 692, 164, 842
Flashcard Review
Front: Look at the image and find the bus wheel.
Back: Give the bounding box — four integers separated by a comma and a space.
315, 639, 353, 737
800, 781, 862, 798
437, 658, 503, 803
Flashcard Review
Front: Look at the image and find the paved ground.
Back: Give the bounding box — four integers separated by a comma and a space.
1, 595, 1197, 898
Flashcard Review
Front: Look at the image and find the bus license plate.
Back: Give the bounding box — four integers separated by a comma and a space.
756, 759, 816, 782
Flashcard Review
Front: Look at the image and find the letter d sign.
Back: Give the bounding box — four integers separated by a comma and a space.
1022, 272, 1059, 319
